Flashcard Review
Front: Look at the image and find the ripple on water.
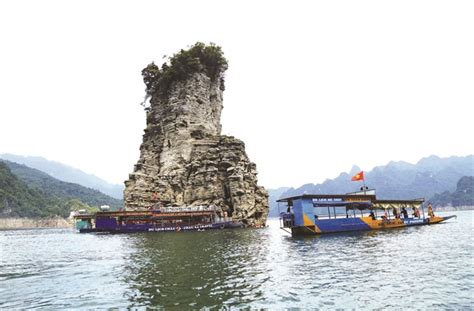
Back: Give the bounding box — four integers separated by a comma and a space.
0, 211, 473, 309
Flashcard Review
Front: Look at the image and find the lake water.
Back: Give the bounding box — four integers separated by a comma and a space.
1, 211, 472, 309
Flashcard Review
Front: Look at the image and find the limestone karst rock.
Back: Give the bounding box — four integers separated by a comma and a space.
124, 43, 268, 226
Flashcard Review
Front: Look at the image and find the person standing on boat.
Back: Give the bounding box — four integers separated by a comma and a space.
369, 210, 376, 220
401, 207, 409, 218
392, 207, 400, 219
412, 207, 420, 218
428, 203, 435, 217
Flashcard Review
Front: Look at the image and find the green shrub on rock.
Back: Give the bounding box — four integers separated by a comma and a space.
142, 42, 228, 100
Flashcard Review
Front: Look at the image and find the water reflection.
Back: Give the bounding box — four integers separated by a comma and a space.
122, 229, 269, 308
118, 216, 472, 309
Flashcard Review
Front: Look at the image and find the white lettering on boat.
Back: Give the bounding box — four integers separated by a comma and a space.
148, 224, 214, 232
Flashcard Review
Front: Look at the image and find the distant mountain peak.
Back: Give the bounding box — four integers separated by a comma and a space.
415, 155, 442, 167
420, 154, 442, 161
386, 160, 413, 170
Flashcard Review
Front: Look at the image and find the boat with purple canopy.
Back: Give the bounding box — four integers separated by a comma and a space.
73, 205, 243, 233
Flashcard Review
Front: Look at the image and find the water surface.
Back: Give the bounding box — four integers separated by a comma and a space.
1, 211, 472, 309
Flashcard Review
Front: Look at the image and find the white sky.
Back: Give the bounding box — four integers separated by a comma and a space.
0, 0, 473, 189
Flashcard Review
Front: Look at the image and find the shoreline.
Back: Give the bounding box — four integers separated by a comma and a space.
0, 217, 72, 230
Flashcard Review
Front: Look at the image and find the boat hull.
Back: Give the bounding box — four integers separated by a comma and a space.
290, 215, 456, 236
79, 221, 243, 233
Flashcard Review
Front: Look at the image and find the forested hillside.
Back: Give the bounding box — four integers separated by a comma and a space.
2, 160, 123, 209
0, 162, 88, 217
0, 160, 123, 218
0, 154, 124, 199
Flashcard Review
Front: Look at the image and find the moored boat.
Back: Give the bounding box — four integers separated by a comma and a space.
73, 206, 243, 233
278, 189, 456, 236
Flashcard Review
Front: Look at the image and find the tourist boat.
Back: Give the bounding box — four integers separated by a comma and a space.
278, 189, 456, 236
73, 206, 243, 233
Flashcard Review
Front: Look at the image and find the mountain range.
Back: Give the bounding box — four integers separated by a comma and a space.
430, 176, 473, 208
268, 155, 473, 217
0, 154, 124, 199
1, 153, 472, 218
0, 160, 123, 218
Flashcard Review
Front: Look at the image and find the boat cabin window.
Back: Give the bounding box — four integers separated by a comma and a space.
278, 202, 292, 214
314, 206, 330, 219
313, 206, 348, 219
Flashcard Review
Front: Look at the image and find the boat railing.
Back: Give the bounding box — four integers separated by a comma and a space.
156, 205, 220, 213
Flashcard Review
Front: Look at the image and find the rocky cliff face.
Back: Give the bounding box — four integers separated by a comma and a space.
124, 43, 268, 226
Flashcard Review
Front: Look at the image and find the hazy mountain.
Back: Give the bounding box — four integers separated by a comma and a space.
0, 154, 124, 199
267, 187, 291, 217
268, 155, 473, 217
429, 176, 473, 208
1, 160, 123, 213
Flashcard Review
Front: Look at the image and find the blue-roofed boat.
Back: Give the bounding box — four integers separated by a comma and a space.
277, 189, 456, 236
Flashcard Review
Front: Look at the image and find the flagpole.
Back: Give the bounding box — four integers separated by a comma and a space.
362, 171, 366, 194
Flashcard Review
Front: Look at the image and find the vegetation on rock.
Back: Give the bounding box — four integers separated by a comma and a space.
142, 42, 228, 100
126, 43, 268, 226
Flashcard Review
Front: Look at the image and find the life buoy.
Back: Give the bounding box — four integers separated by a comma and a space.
220, 224, 225, 229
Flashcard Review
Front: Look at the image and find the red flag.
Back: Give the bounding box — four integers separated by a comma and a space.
351, 171, 364, 181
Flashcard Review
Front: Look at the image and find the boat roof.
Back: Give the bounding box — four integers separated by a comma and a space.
276, 194, 376, 202
371, 199, 424, 209
73, 214, 94, 219
277, 194, 424, 209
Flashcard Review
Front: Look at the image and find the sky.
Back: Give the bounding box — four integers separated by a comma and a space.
0, 0, 473, 189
